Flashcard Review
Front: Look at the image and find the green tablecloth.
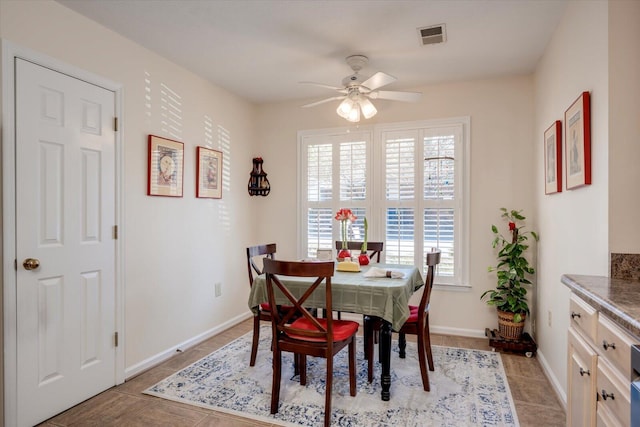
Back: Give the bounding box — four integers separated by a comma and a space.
248, 263, 424, 331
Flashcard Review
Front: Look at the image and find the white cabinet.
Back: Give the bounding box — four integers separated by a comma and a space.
568, 327, 597, 427
567, 293, 638, 427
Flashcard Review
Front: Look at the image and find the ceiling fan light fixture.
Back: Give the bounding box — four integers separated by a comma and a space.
336, 98, 355, 119
346, 105, 360, 122
359, 97, 377, 119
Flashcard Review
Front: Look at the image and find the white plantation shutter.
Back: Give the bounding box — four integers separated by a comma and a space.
385, 137, 415, 200
307, 143, 332, 202
423, 133, 457, 278
301, 132, 371, 258
340, 142, 367, 201
299, 118, 468, 287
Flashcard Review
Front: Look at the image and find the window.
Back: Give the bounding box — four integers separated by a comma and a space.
299, 118, 469, 288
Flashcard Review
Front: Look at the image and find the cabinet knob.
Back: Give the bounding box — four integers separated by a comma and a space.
571, 312, 581, 319
602, 340, 616, 351
579, 367, 590, 376
600, 389, 615, 400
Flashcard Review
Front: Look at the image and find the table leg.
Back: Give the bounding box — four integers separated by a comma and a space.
379, 320, 392, 401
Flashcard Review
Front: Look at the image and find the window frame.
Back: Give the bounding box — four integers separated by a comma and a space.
298, 117, 470, 289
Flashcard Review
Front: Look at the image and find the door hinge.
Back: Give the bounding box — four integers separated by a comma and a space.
14, 259, 17, 270
114, 331, 119, 347
113, 225, 118, 239
114, 117, 118, 132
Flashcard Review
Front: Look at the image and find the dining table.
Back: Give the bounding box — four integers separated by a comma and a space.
247, 262, 424, 401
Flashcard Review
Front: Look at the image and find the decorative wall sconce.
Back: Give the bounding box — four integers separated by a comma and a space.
248, 157, 270, 196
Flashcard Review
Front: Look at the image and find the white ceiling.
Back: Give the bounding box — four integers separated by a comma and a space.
56, 0, 568, 105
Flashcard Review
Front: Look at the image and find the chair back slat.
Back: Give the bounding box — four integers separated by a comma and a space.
418, 249, 441, 315
334, 241, 384, 263
264, 259, 334, 340
246, 243, 277, 287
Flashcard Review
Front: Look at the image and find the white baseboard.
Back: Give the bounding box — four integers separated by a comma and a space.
430, 325, 487, 339
535, 348, 567, 410
124, 311, 253, 379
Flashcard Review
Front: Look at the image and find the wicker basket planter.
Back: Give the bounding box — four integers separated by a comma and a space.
497, 310, 526, 341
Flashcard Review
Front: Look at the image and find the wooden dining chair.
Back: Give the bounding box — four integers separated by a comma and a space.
246, 243, 277, 366
263, 258, 359, 427
334, 240, 384, 262
365, 249, 441, 391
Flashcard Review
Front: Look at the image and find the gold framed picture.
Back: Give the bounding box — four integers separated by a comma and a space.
147, 135, 184, 197
196, 146, 222, 199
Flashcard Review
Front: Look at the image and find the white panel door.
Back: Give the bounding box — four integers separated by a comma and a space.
15, 58, 117, 427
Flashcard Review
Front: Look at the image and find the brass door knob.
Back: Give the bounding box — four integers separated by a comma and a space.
23, 258, 40, 270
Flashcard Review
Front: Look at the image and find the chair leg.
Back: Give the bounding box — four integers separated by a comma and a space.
325, 356, 333, 427
250, 315, 260, 366
398, 332, 407, 358
364, 316, 374, 383
425, 315, 434, 371
300, 354, 307, 385
349, 338, 357, 396
416, 329, 430, 392
271, 348, 282, 414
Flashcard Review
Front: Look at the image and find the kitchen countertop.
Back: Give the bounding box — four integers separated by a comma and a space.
562, 274, 640, 338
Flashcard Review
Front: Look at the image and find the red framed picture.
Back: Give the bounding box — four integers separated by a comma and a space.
147, 135, 184, 197
544, 120, 562, 194
565, 91, 591, 189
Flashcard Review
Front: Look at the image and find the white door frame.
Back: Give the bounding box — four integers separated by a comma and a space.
1, 40, 126, 426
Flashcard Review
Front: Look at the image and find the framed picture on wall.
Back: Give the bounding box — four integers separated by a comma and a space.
196, 146, 223, 199
544, 120, 562, 194
565, 91, 591, 189
147, 135, 184, 197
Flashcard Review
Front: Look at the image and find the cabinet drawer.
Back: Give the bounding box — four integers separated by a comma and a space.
597, 402, 624, 427
570, 294, 598, 342
568, 327, 597, 427
597, 315, 638, 380
597, 359, 630, 427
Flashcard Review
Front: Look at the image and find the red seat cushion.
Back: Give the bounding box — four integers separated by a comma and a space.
406, 309, 419, 323
288, 317, 359, 342
406, 305, 423, 323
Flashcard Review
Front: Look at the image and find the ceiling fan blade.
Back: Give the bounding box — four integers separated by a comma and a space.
361, 72, 396, 91
299, 81, 347, 92
370, 90, 422, 102
301, 96, 345, 108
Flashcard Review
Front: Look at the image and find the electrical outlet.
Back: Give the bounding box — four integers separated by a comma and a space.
548, 310, 552, 327
214, 282, 222, 298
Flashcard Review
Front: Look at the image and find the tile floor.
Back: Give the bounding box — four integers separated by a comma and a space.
39, 319, 565, 426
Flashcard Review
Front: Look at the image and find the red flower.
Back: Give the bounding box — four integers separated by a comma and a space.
335, 208, 357, 222
509, 222, 516, 231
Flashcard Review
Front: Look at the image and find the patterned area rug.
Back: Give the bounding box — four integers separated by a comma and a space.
145, 326, 519, 426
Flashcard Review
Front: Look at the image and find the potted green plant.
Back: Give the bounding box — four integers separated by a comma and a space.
481, 208, 539, 340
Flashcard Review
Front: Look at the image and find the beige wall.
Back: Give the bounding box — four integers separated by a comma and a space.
255, 75, 536, 336
609, 0, 640, 253
1, 0, 257, 372
534, 0, 610, 399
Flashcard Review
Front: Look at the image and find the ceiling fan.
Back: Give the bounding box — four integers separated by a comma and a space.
301, 55, 422, 122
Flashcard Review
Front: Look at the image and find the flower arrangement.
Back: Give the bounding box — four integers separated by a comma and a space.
481, 208, 539, 324
335, 208, 357, 259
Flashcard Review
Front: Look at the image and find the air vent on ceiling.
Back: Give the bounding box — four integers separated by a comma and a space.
418, 24, 446, 46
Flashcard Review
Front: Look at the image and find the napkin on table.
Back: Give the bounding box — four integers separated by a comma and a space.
363, 267, 405, 279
